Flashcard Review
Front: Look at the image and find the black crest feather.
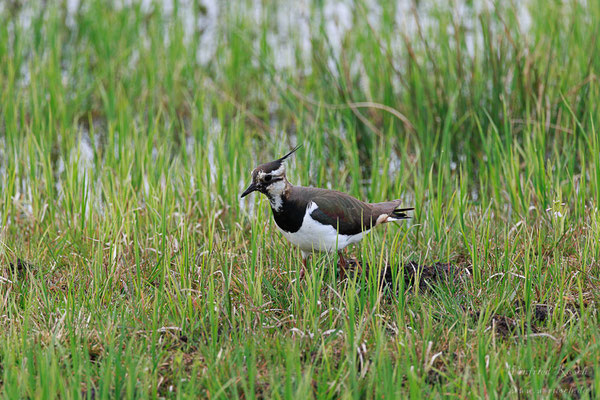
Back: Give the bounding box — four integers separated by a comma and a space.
277, 145, 302, 162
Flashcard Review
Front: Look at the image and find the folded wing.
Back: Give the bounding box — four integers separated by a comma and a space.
306, 189, 411, 235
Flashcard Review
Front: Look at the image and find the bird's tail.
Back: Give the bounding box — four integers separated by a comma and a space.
387, 207, 414, 221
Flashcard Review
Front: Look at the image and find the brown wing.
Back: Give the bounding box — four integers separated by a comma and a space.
302, 188, 398, 235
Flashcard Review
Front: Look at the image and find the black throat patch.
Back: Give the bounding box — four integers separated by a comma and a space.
271, 194, 306, 233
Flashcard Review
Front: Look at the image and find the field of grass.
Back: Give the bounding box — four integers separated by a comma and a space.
1, 0, 599, 398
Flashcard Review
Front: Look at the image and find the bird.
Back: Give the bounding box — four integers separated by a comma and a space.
241, 146, 413, 280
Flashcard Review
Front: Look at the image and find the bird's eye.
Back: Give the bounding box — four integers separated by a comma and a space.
264, 175, 272, 182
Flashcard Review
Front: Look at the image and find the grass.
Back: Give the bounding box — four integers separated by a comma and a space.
0, 0, 599, 398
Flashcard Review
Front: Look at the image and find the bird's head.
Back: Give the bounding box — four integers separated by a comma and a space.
240, 145, 300, 198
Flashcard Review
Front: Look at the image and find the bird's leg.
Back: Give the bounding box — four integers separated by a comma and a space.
299, 255, 308, 280
337, 251, 348, 281
352, 256, 363, 275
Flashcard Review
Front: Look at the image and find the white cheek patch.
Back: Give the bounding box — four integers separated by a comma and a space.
267, 180, 286, 194
267, 180, 286, 211
270, 164, 285, 176
259, 165, 284, 181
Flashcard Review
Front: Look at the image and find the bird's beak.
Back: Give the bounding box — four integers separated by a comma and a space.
241, 182, 257, 198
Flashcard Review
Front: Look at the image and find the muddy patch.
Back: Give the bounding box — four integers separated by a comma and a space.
531, 304, 550, 323
346, 259, 471, 290
514, 300, 586, 325
9, 257, 35, 276
490, 314, 522, 336
559, 368, 594, 399
401, 261, 472, 289
468, 310, 539, 337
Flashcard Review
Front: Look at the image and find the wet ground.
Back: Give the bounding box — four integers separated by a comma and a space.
346, 258, 472, 290
5, 255, 594, 396
345, 258, 594, 397
9, 257, 34, 275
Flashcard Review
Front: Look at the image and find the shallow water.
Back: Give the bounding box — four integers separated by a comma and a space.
0, 0, 556, 219
7, 0, 536, 78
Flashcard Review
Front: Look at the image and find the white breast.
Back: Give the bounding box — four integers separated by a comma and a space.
277, 202, 370, 256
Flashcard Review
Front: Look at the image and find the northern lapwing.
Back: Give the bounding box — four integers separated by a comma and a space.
241, 146, 413, 279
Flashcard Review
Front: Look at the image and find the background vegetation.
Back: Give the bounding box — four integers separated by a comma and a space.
0, 0, 598, 398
